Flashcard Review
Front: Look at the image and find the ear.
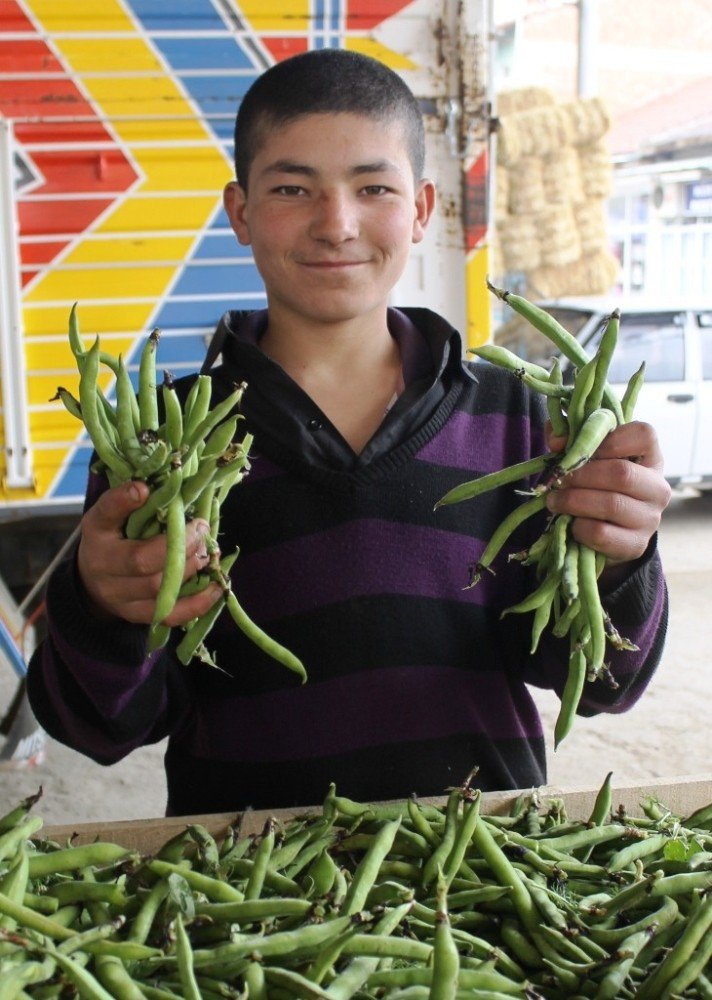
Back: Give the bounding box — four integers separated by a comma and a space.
223, 182, 251, 246
411, 179, 436, 245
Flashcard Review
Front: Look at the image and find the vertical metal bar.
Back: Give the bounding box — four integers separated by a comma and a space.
577, 0, 600, 98
0, 117, 34, 489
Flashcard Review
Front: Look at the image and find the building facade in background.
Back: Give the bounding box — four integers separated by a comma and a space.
494, 0, 712, 303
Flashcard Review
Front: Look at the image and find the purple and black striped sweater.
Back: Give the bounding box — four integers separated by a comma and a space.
27, 308, 667, 815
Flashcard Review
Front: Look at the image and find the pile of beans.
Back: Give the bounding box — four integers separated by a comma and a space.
0, 774, 710, 998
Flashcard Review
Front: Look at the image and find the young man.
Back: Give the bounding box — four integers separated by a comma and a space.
28, 50, 671, 816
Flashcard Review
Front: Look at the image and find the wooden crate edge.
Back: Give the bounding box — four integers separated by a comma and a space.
38, 772, 712, 855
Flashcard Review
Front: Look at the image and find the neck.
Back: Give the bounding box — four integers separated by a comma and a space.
259, 306, 394, 379
258, 305, 403, 454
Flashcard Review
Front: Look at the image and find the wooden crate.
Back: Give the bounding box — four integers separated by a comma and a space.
42, 773, 712, 856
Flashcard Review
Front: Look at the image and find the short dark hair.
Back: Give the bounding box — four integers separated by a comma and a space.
233, 48, 425, 189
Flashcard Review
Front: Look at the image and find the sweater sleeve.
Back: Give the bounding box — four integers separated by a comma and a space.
26, 476, 191, 765
524, 533, 668, 715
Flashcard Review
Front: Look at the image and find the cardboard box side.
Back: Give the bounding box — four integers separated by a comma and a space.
39, 773, 712, 855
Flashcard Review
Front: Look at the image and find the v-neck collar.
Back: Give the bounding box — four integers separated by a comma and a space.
208, 306, 472, 479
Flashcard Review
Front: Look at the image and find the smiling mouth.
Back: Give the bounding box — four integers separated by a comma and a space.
300, 260, 368, 268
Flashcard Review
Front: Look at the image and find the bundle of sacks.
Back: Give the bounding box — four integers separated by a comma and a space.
493, 87, 619, 298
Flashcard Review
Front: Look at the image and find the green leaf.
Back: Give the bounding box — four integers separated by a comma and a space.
166, 871, 195, 919
663, 837, 705, 861
663, 839, 688, 861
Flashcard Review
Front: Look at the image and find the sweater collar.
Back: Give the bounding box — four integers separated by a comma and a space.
211, 306, 468, 386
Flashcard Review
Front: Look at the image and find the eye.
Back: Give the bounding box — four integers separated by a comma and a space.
272, 185, 307, 196
361, 184, 391, 196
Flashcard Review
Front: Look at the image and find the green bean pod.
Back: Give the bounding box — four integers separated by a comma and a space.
161, 371, 184, 452
542, 407, 618, 490
564, 355, 598, 442
578, 546, 607, 681
587, 771, 614, 827
115, 356, 144, 467
442, 794, 481, 889
635, 893, 712, 998
660, 923, 712, 999
51, 386, 83, 422
151, 494, 187, 629
182, 375, 213, 443
124, 465, 183, 541
184, 382, 247, 453
561, 539, 580, 605
469, 343, 550, 381
0, 846, 30, 929
0, 815, 43, 863
585, 310, 619, 418
173, 912, 202, 1000
466, 495, 547, 587
434, 454, 555, 510
487, 280, 624, 424
181, 454, 219, 512
225, 590, 307, 683
546, 358, 569, 438
621, 361, 646, 423
430, 876, 459, 1000
78, 338, 133, 481
500, 568, 561, 620
201, 415, 240, 460
174, 596, 226, 666
138, 328, 160, 433
341, 817, 402, 915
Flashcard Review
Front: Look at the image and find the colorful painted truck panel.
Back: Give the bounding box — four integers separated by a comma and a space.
0, 0, 490, 515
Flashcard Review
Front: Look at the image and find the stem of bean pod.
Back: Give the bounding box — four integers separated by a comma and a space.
466, 495, 547, 588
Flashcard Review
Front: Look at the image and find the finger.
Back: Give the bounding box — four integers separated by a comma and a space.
119, 582, 224, 627
83, 480, 151, 536
111, 518, 216, 605
590, 420, 664, 470
553, 457, 671, 507
552, 481, 659, 532
183, 518, 214, 581
570, 515, 653, 563
161, 583, 225, 628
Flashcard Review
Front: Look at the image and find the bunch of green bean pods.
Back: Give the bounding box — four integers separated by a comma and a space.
53, 305, 306, 682
1, 772, 710, 999
435, 282, 647, 748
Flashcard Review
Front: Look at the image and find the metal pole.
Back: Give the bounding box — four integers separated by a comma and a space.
0, 117, 34, 489
577, 0, 600, 97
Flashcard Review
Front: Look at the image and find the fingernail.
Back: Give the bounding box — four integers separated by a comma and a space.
128, 483, 141, 503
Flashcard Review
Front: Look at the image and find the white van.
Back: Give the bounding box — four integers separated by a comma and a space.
494, 300, 712, 491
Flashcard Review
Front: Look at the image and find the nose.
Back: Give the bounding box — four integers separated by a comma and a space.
308, 191, 359, 245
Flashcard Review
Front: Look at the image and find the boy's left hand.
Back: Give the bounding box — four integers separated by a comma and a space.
545, 420, 672, 567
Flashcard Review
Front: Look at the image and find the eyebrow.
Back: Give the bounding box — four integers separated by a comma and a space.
260, 158, 402, 179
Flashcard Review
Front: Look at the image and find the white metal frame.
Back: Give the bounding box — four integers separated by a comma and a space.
0, 117, 33, 489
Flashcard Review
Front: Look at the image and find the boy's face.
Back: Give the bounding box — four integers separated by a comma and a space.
223, 113, 434, 330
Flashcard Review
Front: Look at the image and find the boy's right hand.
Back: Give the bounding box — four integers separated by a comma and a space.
77, 481, 223, 626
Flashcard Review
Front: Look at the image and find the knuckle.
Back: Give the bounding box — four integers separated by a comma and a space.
602, 488, 633, 526
611, 458, 639, 493
131, 544, 160, 579
579, 517, 609, 551
660, 479, 673, 509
